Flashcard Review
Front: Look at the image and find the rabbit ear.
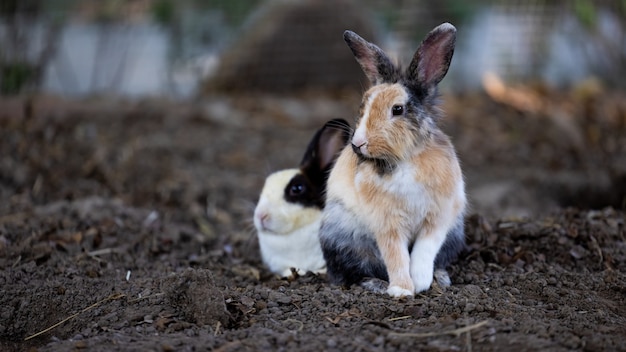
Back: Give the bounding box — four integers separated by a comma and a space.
317, 119, 351, 170
300, 119, 351, 174
406, 23, 456, 89
344, 30, 396, 85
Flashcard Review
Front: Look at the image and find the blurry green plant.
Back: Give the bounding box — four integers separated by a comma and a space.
568, 0, 626, 88
152, 0, 176, 26
93, 0, 123, 23
0, 0, 66, 95
574, 0, 597, 28
201, 0, 262, 26
0, 62, 37, 94
150, 0, 262, 27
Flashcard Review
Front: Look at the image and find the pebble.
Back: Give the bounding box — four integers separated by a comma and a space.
73, 341, 87, 349
254, 300, 267, 310
509, 287, 521, 295
326, 339, 337, 348
461, 284, 484, 297
240, 295, 255, 307
269, 291, 292, 304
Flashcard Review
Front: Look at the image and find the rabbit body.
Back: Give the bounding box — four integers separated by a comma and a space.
320, 23, 466, 297
254, 119, 350, 277
255, 169, 327, 277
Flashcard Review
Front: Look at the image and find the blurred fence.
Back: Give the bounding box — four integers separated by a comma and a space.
0, 0, 624, 97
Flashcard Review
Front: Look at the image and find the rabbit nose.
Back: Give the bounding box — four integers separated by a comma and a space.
257, 212, 270, 226
351, 142, 364, 156
352, 129, 367, 156
351, 138, 367, 155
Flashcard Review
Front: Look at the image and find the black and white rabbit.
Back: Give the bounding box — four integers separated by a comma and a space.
319, 23, 467, 297
254, 119, 350, 277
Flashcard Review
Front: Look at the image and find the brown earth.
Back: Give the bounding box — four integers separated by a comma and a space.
0, 86, 625, 351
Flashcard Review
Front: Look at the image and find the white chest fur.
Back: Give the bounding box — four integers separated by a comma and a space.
353, 161, 431, 237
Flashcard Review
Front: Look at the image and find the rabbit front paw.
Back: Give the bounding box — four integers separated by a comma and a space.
386, 285, 414, 297
412, 272, 434, 293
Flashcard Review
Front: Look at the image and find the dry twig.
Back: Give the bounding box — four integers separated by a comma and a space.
24, 293, 126, 341
387, 315, 411, 322
389, 320, 489, 339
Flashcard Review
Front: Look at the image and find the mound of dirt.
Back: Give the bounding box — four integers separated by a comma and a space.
205, 0, 376, 94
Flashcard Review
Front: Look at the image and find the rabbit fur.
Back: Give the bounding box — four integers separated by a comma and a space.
255, 119, 350, 277
319, 23, 467, 297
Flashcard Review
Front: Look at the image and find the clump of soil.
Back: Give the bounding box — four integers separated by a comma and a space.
0, 89, 625, 351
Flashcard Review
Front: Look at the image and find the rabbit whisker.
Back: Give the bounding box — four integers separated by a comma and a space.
326, 120, 354, 133
238, 199, 257, 214
241, 228, 259, 256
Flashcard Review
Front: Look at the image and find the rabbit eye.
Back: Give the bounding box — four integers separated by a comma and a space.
289, 183, 306, 196
391, 105, 404, 116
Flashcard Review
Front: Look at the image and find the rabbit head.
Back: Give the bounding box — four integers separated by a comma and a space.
254, 119, 350, 235
345, 23, 456, 167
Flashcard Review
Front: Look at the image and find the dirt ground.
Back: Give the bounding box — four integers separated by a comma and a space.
1, 85, 625, 351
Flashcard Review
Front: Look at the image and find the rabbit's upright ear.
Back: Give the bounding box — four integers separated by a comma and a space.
407, 23, 456, 89
344, 31, 397, 85
300, 119, 351, 175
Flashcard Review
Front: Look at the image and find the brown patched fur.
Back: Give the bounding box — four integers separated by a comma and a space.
322, 24, 464, 296
362, 85, 413, 160
326, 82, 465, 295
375, 229, 414, 291
412, 130, 460, 197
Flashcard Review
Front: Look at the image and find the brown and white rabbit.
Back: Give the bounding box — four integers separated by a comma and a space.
254, 119, 350, 277
319, 23, 466, 297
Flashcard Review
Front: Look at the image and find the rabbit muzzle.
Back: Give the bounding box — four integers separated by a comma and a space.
351, 142, 366, 156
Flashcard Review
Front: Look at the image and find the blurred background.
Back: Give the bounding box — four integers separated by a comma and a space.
1, 0, 625, 97
0, 0, 625, 225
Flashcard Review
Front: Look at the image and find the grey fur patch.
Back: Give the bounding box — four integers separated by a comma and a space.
360, 277, 388, 293
319, 200, 388, 286
434, 268, 451, 287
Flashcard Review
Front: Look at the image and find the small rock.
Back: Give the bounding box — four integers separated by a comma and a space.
74, 340, 87, 349
269, 291, 292, 304
326, 339, 337, 348
255, 300, 267, 310
240, 295, 255, 307
461, 284, 484, 297
509, 287, 521, 295
464, 302, 477, 312
569, 245, 588, 259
